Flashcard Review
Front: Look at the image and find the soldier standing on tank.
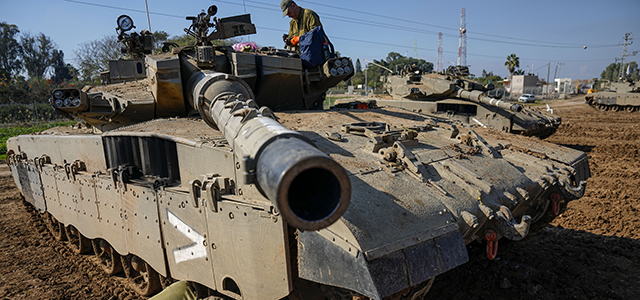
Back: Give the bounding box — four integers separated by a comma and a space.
281, 0, 323, 52
281, 0, 332, 109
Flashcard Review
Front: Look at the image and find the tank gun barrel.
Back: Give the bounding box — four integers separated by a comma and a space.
456, 88, 523, 112
188, 71, 351, 231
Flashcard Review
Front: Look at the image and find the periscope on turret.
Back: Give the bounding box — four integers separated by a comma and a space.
6, 5, 590, 300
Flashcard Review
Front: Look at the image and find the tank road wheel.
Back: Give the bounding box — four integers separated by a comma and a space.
598, 104, 608, 111
610, 105, 620, 112
65, 225, 92, 254
626, 106, 636, 113
92, 239, 123, 275
160, 275, 176, 290
122, 255, 161, 296
43, 212, 66, 241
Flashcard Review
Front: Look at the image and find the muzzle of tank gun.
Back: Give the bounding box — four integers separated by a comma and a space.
256, 137, 351, 231
50, 88, 88, 113
189, 71, 351, 231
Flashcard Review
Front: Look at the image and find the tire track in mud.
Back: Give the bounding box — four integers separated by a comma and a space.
24, 203, 146, 300
428, 99, 640, 300
0, 163, 145, 300
2, 98, 640, 299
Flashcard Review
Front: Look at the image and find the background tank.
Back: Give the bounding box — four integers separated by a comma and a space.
373, 65, 561, 138
6, 6, 590, 300
585, 79, 640, 112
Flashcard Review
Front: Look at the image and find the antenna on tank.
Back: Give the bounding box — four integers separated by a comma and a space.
145, 0, 152, 31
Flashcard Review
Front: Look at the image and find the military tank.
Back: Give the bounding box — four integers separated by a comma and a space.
585, 79, 640, 112
369, 65, 561, 138
7, 6, 590, 300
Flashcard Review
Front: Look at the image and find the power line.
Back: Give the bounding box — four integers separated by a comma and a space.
64, 0, 184, 18
234, 0, 602, 49
275, 0, 618, 49
256, 25, 612, 62
61, 0, 621, 64
65, 0, 617, 50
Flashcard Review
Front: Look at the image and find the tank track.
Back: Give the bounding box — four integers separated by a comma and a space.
585, 96, 639, 112
22, 199, 147, 300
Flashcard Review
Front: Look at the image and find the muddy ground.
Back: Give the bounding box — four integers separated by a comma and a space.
1, 97, 639, 300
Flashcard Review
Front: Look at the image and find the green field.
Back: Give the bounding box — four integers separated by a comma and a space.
0, 121, 76, 160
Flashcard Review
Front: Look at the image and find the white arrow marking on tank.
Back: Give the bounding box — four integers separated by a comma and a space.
167, 209, 207, 263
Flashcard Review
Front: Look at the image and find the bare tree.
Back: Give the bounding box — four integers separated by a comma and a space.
75, 35, 120, 82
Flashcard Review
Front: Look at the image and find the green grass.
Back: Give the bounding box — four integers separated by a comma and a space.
0, 121, 77, 160
324, 96, 354, 108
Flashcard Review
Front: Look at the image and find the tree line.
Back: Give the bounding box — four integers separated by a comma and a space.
2, 20, 638, 112
1, 22, 78, 107
0, 21, 214, 110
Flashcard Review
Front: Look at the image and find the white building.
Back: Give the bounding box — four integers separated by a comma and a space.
554, 78, 572, 94
510, 75, 538, 94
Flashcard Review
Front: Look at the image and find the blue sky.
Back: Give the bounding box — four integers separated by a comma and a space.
1, 0, 639, 80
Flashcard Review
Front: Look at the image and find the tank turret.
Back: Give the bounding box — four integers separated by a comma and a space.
50, 6, 352, 230
52, 6, 353, 130
373, 65, 561, 138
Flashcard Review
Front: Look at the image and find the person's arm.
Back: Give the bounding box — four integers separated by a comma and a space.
306, 11, 322, 32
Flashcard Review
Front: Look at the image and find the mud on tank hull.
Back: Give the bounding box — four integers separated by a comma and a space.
379, 72, 561, 139
279, 108, 588, 299
373, 97, 561, 138
7, 106, 589, 299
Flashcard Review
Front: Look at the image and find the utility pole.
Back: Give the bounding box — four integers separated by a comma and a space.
457, 8, 467, 66
364, 66, 368, 95
415, 40, 417, 59
555, 62, 565, 79
546, 62, 551, 94
437, 32, 443, 73
617, 32, 637, 80
145, 0, 152, 31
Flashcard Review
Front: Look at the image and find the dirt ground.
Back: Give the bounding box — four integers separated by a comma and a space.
0, 170, 142, 300
1, 96, 639, 300
427, 98, 640, 300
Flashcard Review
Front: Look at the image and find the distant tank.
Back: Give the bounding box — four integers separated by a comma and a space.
7, 6, 589, 300
372, 65, 561, 138
585, 79, 640, 112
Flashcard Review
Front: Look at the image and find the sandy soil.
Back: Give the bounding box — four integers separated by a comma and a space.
1, 96, 639, 299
